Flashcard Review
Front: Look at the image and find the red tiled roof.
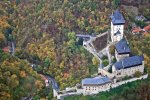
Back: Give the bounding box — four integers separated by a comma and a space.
2, 47, 9, 52
39, 74, 48, 81
132, 27, 142, 33
143, 25, 150, 31
143, 32, 149, 36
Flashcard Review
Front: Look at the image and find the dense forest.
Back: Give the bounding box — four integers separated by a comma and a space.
0, 0, 112, 99
0, 0, 150, 99
0, 0, 113, 90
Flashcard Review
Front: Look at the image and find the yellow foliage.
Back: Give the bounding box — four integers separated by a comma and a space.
0, 32, 5, 42
20, 71, 26, 78
35, 80, 43, 90
0, 17, 10, 29
0, 92, 11, 100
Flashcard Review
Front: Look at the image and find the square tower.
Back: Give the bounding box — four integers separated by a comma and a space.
110, 10, 125, 42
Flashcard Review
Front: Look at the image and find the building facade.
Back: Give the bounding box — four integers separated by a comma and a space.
112, 56, 144, 79
115, 38, 130, 61
110, 10, 125, 42
82, 76, 111, 95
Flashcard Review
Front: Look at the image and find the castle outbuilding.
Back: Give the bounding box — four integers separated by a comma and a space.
82, 76, 111, 95
115, 38, 130, 61
112, 56, 144, 79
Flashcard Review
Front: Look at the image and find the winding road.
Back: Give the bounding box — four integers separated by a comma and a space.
44, 75, 59, 91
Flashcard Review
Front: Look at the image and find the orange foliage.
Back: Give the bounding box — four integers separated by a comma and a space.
35, 80, 43, 90
63, 72, 69, 79
20, 71, 26, 78
0, 16, 10, 29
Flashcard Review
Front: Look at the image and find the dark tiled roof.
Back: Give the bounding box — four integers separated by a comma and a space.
114, 56, 144, 70
82, 76, 111, 85
111, 10, 125, 25
115, 38, 130, 54
114, 30, 121, 35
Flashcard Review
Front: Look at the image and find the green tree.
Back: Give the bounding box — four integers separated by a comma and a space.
33, 95, 40, 100
109, 45, 115, 56
44, 58, 50, 67
67, 32, 76, 40
135, 20, 146, 28
102, 59, 109, 66
7, 74, 19, 89
112, 0, 120, 8
92, 57, 99, 66
48, 87, 53, 100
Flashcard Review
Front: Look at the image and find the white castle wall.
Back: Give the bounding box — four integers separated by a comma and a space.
111, 22, 124, 42
111, 74, 148, 88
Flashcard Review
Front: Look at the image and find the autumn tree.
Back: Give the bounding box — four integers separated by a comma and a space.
92, 57, 99, 66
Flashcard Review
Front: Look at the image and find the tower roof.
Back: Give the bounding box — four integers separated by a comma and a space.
111, 10, 125, 25
115, 38, 130, 54
114, 56, 144, 70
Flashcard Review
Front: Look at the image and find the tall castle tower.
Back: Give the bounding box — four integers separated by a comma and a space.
110, 10, 125, 42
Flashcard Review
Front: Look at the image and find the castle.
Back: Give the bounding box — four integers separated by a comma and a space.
82, 10, 145, 95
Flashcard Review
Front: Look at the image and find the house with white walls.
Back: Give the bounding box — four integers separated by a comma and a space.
82, 76, 111, 95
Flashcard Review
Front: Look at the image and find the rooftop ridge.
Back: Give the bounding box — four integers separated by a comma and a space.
114, 56, 144, 70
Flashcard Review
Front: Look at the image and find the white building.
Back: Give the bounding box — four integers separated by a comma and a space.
112, 56, 144, 79
115, 38, 130, 61
110, 10, 125, 42
82, 76, 111, 95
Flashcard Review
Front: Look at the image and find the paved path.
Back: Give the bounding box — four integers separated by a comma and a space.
45, 75, 59, 91
106, 45, 111, 65
83, 41, 102, 64
11, 41, 15, 55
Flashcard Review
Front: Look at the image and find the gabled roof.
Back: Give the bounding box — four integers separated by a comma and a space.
115, 38, 130, 54
114, 56, 144, 70
132, 27, 142, 33
82, 76, 111, 86
111, 10, 125, 25
143, 24, 150, 31
135, 15, 146, 21
2, 47, 10, 53
114, 30, 121, 35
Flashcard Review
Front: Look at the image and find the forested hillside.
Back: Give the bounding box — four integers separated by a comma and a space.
5, 0, 113, 90
0, 1, 50, 99
0, 51, 48, 100
0, 0, 150, 99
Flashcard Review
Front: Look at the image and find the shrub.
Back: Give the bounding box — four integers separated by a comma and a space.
134, 71, 142, 78
102, 55, 108, 60
109, 45, 115, 56
102, 59, 109, 66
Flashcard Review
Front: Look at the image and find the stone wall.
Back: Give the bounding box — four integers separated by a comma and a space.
98, 68, 115, 79
115, 50, 130, 61
83, 83, 111, 95
112, 63, 144, 79
111, 74, 148, 88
